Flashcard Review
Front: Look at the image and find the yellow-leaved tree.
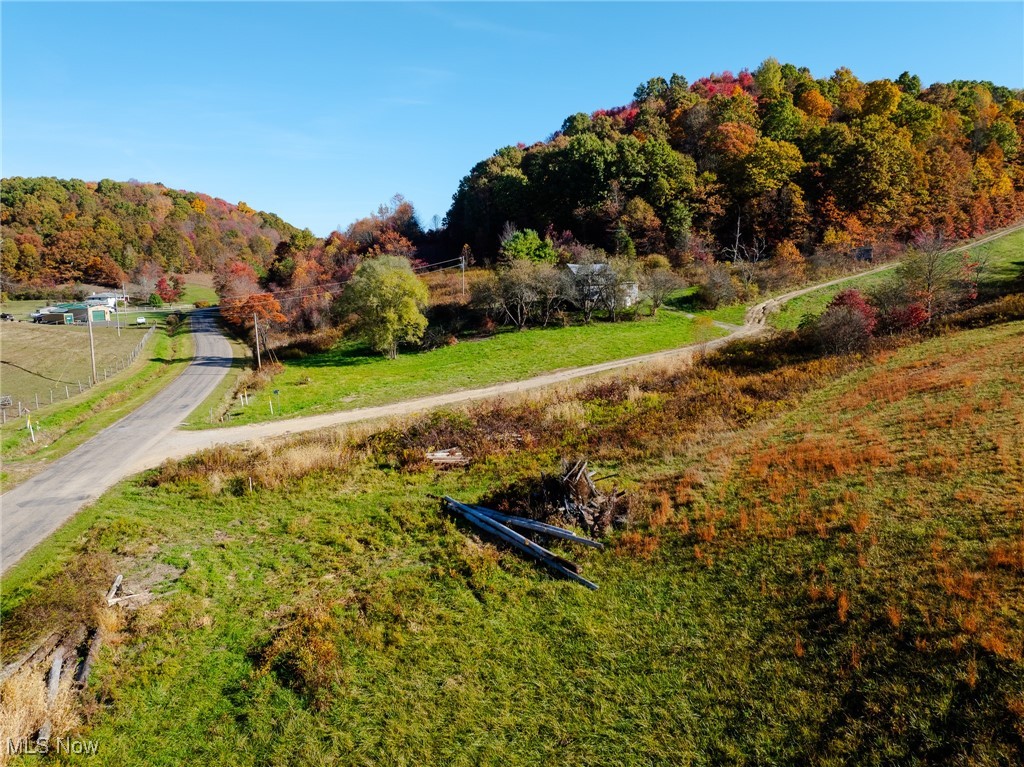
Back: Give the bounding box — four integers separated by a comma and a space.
339, 256, 428, 359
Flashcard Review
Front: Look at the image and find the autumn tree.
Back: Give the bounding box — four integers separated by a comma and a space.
896, 236, 981, 320
640, 256, 685, 316
338, 256, 428, 358
155, 275, 182, 303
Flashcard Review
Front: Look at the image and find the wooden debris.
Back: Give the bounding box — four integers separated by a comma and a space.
74, 630, 103, 688
105, 573, 123, 605
556, 459, 627, 536
426, 447, 469, 467
443, 496, 600, 590
0, 631, 61, 684
37, 647, 65, 744
468, 505, 605, 549
107, 590, 153, 606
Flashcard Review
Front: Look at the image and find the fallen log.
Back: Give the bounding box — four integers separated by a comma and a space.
0, 631, 61, 684
444, 498, 598, 590
468, 505, 604, 549
74, 630, 103, 687
37, 647, 65, 745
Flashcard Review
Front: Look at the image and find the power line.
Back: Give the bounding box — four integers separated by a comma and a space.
218, 257, 466, 307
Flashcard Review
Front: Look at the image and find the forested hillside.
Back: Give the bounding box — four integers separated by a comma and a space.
445, 61, 1024, 260
0, 177, 306, 288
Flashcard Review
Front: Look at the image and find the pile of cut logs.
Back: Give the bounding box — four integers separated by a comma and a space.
0, 573, 131, 750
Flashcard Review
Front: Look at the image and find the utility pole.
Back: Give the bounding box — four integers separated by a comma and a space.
87, 304, 98, 385
253, 312, 262, 370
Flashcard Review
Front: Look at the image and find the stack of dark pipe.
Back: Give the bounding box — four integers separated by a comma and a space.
443, 497, 604, 589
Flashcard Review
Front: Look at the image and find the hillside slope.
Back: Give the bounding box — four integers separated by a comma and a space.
2, 315, 1021, 765
446, 64, 1024, 261
0, 177, 306, 287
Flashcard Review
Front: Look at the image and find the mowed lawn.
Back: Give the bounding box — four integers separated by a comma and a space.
770, 228, 1024, 330
209, 308, 726, 425
0, 322, 156, 406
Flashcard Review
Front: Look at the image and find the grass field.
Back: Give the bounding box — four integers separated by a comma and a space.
3, 314, 1021, 765
665, 285, 750, 325
195, 308, 727, 427
0, 322, 193, 490
0, 323, 159, 408
180, 276, 219, 305
769, 229, 1024, 330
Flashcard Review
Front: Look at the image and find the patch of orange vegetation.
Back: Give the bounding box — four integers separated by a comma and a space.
987, 539, 1024, 571
616, 531, 659, 559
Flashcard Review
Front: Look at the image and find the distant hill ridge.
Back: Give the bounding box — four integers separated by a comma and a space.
0, 177, 309, 287
444, 62, 1024, 260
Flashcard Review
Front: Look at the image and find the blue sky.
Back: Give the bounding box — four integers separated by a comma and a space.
3, 2, 1022, 236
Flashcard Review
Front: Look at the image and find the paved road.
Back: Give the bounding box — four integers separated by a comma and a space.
3, 223, 1020, 574
0, 310, 232, 573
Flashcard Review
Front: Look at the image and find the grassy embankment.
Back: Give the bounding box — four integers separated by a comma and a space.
201, 228, 1021, 430
191, 307, 728, 428
178, 274, 219, 306
2, 311, 1021, 765
0, 306, 200, 488
769, 228, 1024, 330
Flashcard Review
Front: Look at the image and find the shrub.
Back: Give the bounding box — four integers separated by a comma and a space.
194, 300, 211, 309
937, 293, 1024, 330
696, 264, 738, 307
814, 304, 874, 354
827, 289, 877, 334
880, 303, 929, 334
148, 293, 164, 307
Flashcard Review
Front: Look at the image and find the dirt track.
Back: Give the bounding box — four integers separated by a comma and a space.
2, 224, 1020, 574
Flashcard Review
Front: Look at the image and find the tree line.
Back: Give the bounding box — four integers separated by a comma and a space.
3, 61, 1021, 359
0, 177, 304, 294
444, 61, 1022, 263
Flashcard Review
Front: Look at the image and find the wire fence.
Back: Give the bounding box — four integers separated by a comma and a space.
0, 325, 157, 426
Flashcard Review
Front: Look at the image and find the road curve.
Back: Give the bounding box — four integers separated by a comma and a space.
1, 310, 232, 573
3, 223, 1021, 574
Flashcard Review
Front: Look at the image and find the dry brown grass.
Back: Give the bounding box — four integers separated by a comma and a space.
152, 430, 359, 491
422, 267, 489, 307
0, 665, 80, 766
541, 400, 587, 430
255, 599, 344, 711
615, 531, 660, 559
